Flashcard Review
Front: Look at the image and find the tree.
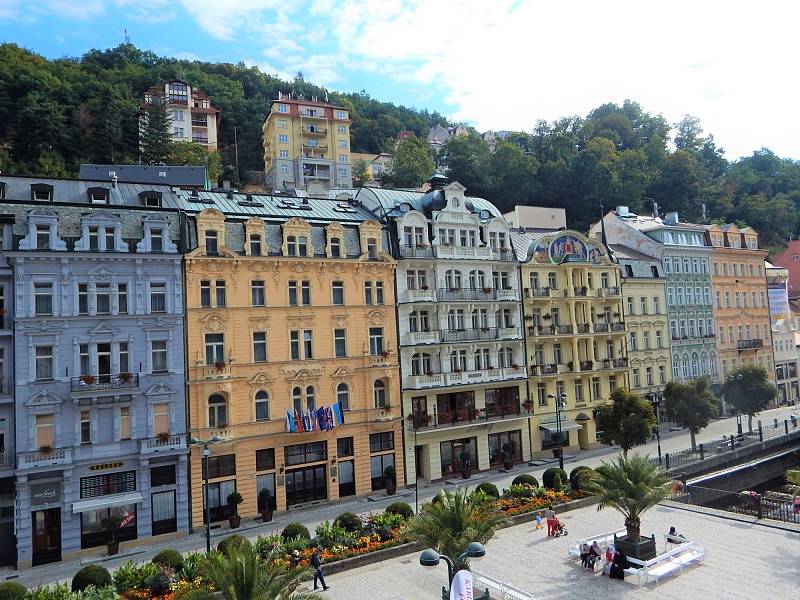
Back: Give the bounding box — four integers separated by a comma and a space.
487, 142, 539, 211
439, 132, 492, 196
663, 378, 718, 450
190, 540, 322, 600
139, 94, 172, 164
594, 388, 655, 457
382, 136, 434, 188
408, 487, 506, 569
585, 454, 671, 542
352, 158, 372, 187
673, 114, 704, 151
722, 365, 777, 433
167, 141, 222, 184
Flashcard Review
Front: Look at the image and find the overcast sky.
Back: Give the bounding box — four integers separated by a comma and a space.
1, 0, 798, 160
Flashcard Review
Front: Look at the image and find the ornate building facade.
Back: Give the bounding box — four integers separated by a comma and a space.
181, 195, 402, 525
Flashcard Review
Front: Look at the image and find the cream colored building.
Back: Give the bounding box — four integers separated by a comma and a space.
262, 93, 353, 191
767, 263, 799, 404
141, 80, 220, 150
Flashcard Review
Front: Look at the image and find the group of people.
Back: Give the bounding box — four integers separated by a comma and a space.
290, 548, 330, 592
579, 542, 629, 579
535, 508, 567, 537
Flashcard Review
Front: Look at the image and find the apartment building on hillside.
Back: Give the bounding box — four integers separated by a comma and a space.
767, 263, 799, 403
140, 80, 220, 150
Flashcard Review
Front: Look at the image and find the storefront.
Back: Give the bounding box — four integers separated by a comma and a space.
30, 480, 62, 566
74, 470, 140, 549
440, 437, 478, 478
284, 441, 328, 507
488, 430, 522, 467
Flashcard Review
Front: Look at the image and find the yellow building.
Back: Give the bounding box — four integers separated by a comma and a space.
182, 194, 402, 526
706, 224, 773, 380
262, 93, 353, 191
516, 229, 629, 455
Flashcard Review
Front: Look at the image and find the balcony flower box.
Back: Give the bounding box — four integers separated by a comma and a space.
39, 445, 53, 456
215, 361, 226, 371
416, 243, 428, 249
157, 432, 171, 443
118, 372, 133, 383
380, 350, 390, 358
420, 285, 429, 290
80, 374, 97, 385
482, 287, 493, 293
426, 370, 434, 377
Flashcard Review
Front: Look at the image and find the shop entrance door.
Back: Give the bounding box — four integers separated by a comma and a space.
285, 465, 327, 507
32, 508, 61, 566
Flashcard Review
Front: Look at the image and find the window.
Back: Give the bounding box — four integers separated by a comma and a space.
120, 406, 131, 440
303, 330, 313, 358
651, 265, 659, 277
364, 282, 373, 305
537, 383, 547, 406
592, 377, 601, 401
629, 332, 637, 350
369, 327, 384, 355
255, 391, 269, 421
412, 353, 433, 375
205, 230, 218, 255
290, 331, 300, 360
367, 238, 378, 259
370, 431, 394, 452
256, 448, 275, 471
36, 414, 54, 448
208, 395, 227, 428
150, 282, 166, 313
373, 380, 387, 408
118, 283, 128, 314
278, 134, 289, 143
656, 330, 663, 348
277, 104, 288, 113
334, 329, 347, 358
153, 403, 169, 435
339, 155, 348, 163
144, 195, 161, 208
288, 281, 298, 306
305, 386, 316, 411
200, 280, 212, 307
640, 297, 647, 314
284, 440, 326, 465
35, 224, 50, 249
215, 280, 227, 307
332, 281, 344, 305
330, 237, 341, 257
35, 346, 54, 380
34, 282, 54, 316
643, 331, 650, 349
96, 284, 110, 314
77, 284, 89, 315
88, 227, 100, 250
253, 332, 268, 362
205, 333, 225, 365
337, 124, 346, 133
250, 235, 262, 256
151, 340, 168, 372
251, 280, 265, 306
548, 272, 558, 289
301, 281, 311, 305
119, 342, 129, 374
627, 297, 635, 316
624, 264, 633, 277
279, 149, 289, 158
336, 383, 350, 410
80, 410, 91, 444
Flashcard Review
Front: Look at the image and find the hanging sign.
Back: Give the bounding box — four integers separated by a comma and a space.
450, 570, 474, 600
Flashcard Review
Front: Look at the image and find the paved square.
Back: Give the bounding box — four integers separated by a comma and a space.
316, 502, 800, 599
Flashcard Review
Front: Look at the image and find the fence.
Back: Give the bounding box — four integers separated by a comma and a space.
673, 484, 800, 524
650, 417, 800, 471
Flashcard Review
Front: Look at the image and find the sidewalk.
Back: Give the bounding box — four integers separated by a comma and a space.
6, 405, 797, 588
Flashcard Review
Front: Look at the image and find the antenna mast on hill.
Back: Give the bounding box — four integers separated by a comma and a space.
124, 29, 131, 44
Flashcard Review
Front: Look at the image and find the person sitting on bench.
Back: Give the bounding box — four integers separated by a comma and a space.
579, 542, 590, 567
587, 541, 601, 570
667, 526, 686, 543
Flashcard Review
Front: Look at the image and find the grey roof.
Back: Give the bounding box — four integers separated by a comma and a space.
79, 164, 207, 187
357, 187, 503, 221
510, 229, 552, 262
0, 175, 182, 208
173, 190, 376, 223
609, 243, 659, 262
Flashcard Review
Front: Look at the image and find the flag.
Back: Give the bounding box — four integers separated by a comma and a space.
325, 406, 334, 431
310, 409, 318, 432
286, 411, 296, 433
294, 410, 304, 433
316, 407, 327, 431
333, 402, 345, 426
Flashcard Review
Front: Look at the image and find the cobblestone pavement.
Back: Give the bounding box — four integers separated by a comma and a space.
313, 503, 800, 600
6, 405, 798, 588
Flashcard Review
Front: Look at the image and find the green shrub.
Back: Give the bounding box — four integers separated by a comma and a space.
505, 484, 535, 499
314, 521, 352, 549
385, 501, 414, 520
0, 582, 26, 600
281, 522, 311, 540
179, 552, 203, 582
77, 587, 118, 600
151, 549, 184, 572
72, 565, 112, 592
333, 512, 362, 533
216, 534, 249, 555
113, 561, 160, 593
145, 573, 171, 597
569, 466, 594, 491
474, 482, 500, 499
542, 467, 568, 490
282, 536, 311, 553
511, 474, 539, 488
24, 584, 72, 600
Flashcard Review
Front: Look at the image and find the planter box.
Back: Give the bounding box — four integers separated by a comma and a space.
614, 533, 657, 562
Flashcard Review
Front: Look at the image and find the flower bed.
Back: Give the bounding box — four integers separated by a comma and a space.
497, 489, 581, 515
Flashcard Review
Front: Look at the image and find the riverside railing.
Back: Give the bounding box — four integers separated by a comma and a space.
672, 484, 800, 524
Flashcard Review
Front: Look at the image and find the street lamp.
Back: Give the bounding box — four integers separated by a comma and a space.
420, 542, 486, 599
547, 393, 567, 470
727, 373, 744, 434
190, 435, 221, 553
646, 391, 663, 464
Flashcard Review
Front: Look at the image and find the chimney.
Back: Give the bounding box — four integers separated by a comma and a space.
111, 174, 118, 189
652, 201, 659, 219
617, 206, 629, 217
664, 211, 679, 225
427, 171, 449, 191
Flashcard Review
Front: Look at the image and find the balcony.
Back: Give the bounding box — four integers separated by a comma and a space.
575, 323, 591, 334
140, 433, 187, 455
0, 377, 12, 397
406, 330, 439, 345
495, 288, 518, 301
556, 324, 573, 335
532, 364, 560, 376
404, 373, 445, 389
400, 245, 434, 258
191, 119, 208, 127
444, 367, 524, 386
299, 110, 326, 119
74, 440, 139, 462
368, 354, 393, 368
0, 452, 12, 468
302, 142, 328, 151
409, 401, 527, 432
490, 248, 516, 262
301, 126, 327, 135
611, 322, 625, 332
579, 360, 594, 371
192, 136, 209, 144
199, 365, 233, 379
71, 373, 139, 393
438, 288, 495, 301
737, 339, 764, 350
18, 448, 73, 470
498, 326, 520, 339
593, 323, 610, 333
529, 324, 556, 336
572, 286, 588, 297
402, 288, 436, 303
434, 245, 492, 259
441, 328, 499, 342
602, 357, 629, 369
525, 287, 551, 298
600, 286, 621, 297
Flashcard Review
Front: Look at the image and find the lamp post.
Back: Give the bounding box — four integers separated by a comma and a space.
547, 393, 567, 470
646, 391, 663, 464
420, 542, 486, 600
728, 373, 743, 434
190, 435, 221, 553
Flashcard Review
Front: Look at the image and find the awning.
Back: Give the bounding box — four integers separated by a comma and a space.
539, 420, 583, 432
72, 491, 142, 514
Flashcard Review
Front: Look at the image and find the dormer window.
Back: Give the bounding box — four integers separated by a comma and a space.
0, 183, 5, 200
151, 229, 164, 253
330, 237, 341, 258
87, 187, 109, 204
367, 238, 378, 259
205, 230, 218, 255
104, 229, 115, 251
249, 234, 262, 256
139, 191, 163, 208
88, 227, 100, 250
286, 235, 308, 257
31, 184, 53, 202
36, 225, 50, 250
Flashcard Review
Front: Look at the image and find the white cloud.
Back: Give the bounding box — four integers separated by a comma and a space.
178, 0, 283, 41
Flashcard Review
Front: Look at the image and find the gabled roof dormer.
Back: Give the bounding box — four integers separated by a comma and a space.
282, 217, 313, 257
244, 217, 267, 256
86, 187, 110, 204
30, 183, 53, 202
18, 209, 66, 251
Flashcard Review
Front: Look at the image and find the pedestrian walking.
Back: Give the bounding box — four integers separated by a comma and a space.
311, 547, 330, 591
544, 507, 556, 536
534, 511, 543, 530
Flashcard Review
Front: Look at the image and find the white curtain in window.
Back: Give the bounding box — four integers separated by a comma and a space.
152, 491, 175, 522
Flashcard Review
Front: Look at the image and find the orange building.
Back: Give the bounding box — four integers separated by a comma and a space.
181, 195, 403, 527
706, 224, 773, 380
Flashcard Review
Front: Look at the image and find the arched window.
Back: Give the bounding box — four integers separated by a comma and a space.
672, 357, 680, 380
498, 347, 514, 368
709, 353, 718, 374
255, 390, 269, 421
292, 387, 302, 412
374, 380, 387, 408
305, 385, 316, 411
298, 235, 308, 256
700, 352, 708, 375
445, 269, 462, 290
681, 355, 690, 379
336, 383, 350, 410
411, 353, 432, 376
468, 270, 486, 290
690, 353, 699, 378
208, 394, 227, 428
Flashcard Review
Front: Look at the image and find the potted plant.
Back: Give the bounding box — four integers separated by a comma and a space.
103, 514, 123, 556
81, 374, 97, 385
543, 313, 552, 321
384, 465, 397, 495
501, 442, 514, 471
39, 444, 53, 456
226, 491, 243, 528
118, 372, 133, 383
458, 452, 472, 479
523, 399, 534, 413
426, 370, 434, 377
482, 287, 493, 294
585, 455, 670, 561
157, 431, 171, 443
215, 361, 226, 371
420, 284, 429, 290
380, 349, 390, 359
258, 488, 273, 523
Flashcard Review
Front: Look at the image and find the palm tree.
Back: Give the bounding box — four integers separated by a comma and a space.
585, 454, 671, 542
184, 541, 323, 600
408, 487, 507, 568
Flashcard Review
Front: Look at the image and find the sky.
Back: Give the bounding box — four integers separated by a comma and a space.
1, 0, 798, 160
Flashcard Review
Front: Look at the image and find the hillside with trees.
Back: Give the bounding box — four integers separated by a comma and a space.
2, 43, 799, 250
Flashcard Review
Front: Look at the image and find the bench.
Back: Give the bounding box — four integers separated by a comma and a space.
567, 528, 626, 559
471, 570, 538, 600
623, 542, 706, 585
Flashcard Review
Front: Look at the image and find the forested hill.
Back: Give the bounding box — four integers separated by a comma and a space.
2, 43, 800, 250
